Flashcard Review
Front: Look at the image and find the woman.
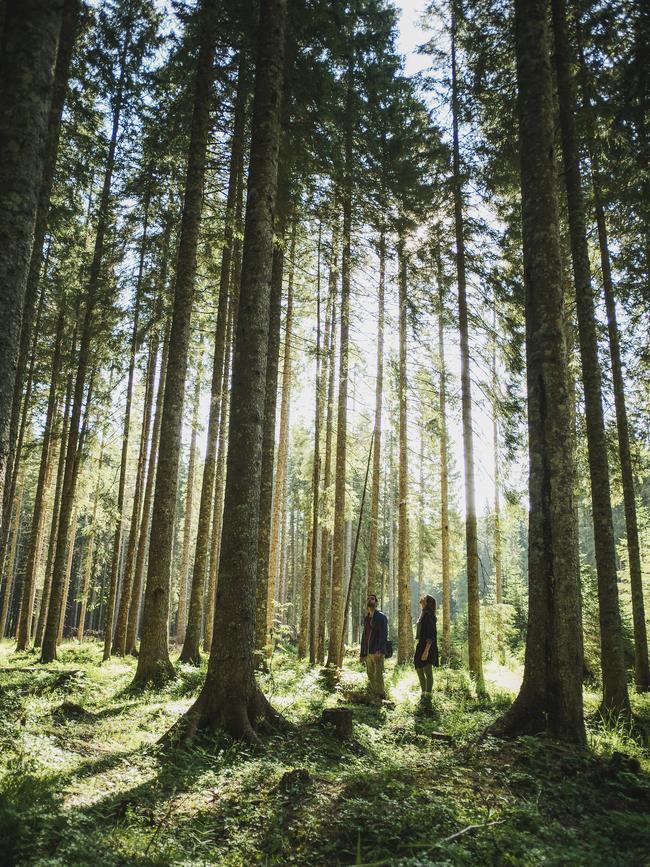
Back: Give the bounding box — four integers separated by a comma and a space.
414, 594, 439, 701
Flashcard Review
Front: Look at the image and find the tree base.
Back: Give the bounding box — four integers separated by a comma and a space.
178, 646, 202, 667
164, 684, 285, 746
130, 658, 176, 691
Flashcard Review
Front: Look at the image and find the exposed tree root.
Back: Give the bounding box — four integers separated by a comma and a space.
162, 685, 286, 749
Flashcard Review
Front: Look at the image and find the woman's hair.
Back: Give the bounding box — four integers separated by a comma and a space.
420, 594, 436, 614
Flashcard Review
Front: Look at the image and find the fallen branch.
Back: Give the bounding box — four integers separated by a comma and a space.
438, 819, 505, 845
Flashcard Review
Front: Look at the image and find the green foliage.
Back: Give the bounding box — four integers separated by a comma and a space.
1, 641, 648, 866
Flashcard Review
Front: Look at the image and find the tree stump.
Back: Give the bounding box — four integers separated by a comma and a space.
321, 707, 353, 740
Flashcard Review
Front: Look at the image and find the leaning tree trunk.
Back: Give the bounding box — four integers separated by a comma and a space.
327, 71, 354, 670
576, 31, 650, 693
1, 0, 79, 566
450, 6, 483, 691
489, 0, 585, 744
550, 0, 630, 720
40, 27, 131, 664
397, 237, 412, 665
181, 59, 247, 665
367, 227, 384, 596
133, 0, 219, 688
103, 197, 149, 662
174, 0, 287, 743
0, 0, 63, 528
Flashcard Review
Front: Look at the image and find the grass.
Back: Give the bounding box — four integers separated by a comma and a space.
0, 640, 649, 866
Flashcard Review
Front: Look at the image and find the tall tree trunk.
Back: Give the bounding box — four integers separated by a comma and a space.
327, 71, 354, 670
436, 249, 451, 661
492, 301, 504, 664
450, 5, 484, 690
203, 295, 235, 652
308, 225, 324, 664
0, 472, 24, 637
1, 0, 79, 561
78, 423, 106, 641
182, 58, 248, 665
176, 0, 287, 743
15, 303, 65, 650
58, 506, 77, 644
367, 228, 384, 596
40, 27, 131, 664
550, 0, 630, 719
254, 206, 291, 658
35, 372, 73, 648
0, 0, 63, 525
489, 0, 585, 744
133, 0, 219, 688
103, 196, 149, 661
576, 31, 650, 693
317, 230, 338, 663
397, 238, 411, 664
418, 423, 424, 604
176, 361, 202, 647
126, 325, 170, 656
112, 320, 160, 654
298, 515, 313, 658
264, 244, 294, 653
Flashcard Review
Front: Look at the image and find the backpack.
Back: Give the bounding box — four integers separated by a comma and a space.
385, 638, 393, 659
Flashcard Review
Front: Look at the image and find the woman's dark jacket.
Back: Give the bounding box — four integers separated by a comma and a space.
360, 610, 388, 658
414, 608, 439, 668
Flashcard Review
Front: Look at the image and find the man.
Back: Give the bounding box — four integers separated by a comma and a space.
360, 594, 388, 701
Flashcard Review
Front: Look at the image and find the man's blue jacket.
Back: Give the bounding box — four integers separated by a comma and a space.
360, 609, 388, 658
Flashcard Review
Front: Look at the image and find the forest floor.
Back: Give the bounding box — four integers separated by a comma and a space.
0, 641, 649, 867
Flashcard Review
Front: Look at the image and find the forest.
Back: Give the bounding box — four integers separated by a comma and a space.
0, 0, 649, 864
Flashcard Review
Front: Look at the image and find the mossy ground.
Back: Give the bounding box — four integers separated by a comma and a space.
1, 640, 648, 866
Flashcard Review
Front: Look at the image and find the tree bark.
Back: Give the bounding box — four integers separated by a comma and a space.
450, 4, 484, 690
78, 422, 106, 641
112, 320, 160, 654
489, 0, 585, 744
15, 303, 65, 650
367, 227, 384, 596
438, 283, 451, 661
0, 0, 63, 527
1, 0, 79, 563
181, 58, 248, 665
327, 71, 354, 670
35, 372, 73, 648
254, 204, 291, 658
176, 363, 202, 647
397, 238, 411, 665
576, 30, 650, 693
103, 196, 149, 661
40, 26, 131, 664
550, 0, 630, 719
175, 0, 287, 743
133, 0, 219, 688
126, 325, 170, 656
492, 301, 504, 664
317, 229, 338, 663
0, 472, 24, 638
